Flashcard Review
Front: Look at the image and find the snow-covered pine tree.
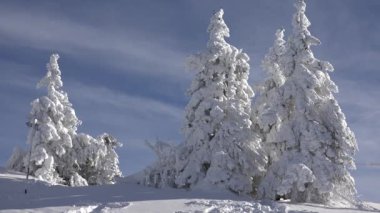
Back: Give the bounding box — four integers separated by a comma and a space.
24, 54, 81, 184
175, 9, 266, 195
258, 0, 358, 205
8, 54, 122, 186
252, 28, 287, 165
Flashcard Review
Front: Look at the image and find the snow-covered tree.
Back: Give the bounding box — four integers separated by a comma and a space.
174, 9, 266, 195
258, 0, 358, 205
7, 147, 27, 172
252, 28, 287, 165
22, 54, 81, 184
72, 133, 122, 185
94, 133, 122, 184
142, 140, 177, 188
8, 54, 122, 186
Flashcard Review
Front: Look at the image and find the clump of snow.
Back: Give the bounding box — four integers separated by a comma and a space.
184, 200, 288, 213
69, 173, 88, 187
66, 205, 98, 213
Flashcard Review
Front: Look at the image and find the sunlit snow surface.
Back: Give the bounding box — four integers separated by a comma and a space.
0, 168, 379, 213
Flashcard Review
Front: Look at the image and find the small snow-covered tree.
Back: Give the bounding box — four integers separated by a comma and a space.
174, 9, 266, 195
258, 0, 358, 205
142, 140, 177, 188
71, 133, 122, 185
7, 147, 27, 172
94, 133, 122, 184
8, 54, 122, 186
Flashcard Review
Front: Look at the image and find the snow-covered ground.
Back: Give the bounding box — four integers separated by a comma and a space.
0, 168, 379, 213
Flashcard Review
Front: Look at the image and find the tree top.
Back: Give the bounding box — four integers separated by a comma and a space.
207, 9, 230, 47
37, 53, 63, 90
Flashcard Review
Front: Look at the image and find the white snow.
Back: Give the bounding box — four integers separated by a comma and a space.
0, 169, 378, 213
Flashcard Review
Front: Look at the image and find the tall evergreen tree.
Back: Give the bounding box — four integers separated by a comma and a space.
175, 9, 266, 194
25, 54, 81, 184
8, 54, 122, 186
258, 0, 358, 205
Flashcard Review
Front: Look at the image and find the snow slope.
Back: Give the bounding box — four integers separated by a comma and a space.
0, 168, 379, 213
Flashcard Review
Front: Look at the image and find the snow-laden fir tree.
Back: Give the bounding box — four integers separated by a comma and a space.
174, 9, 267, 195
22, 54, 81, 184
252, 28, 287, 165
7, 54, 122, 186
258, 0, 358, 205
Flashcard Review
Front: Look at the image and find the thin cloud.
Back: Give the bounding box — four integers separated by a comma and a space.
336, 79, 380, 163
0, 5, 188, 78
68, 81, 183, 121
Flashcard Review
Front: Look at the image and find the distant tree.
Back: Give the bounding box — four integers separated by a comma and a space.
8, 54, 122, 186
258, 0, 358, 205
142, 140, 177, 188
7, 147, 27, 172
174, 9, 267, 195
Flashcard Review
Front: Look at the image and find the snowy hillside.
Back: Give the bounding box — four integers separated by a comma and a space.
0, 168, 379, 213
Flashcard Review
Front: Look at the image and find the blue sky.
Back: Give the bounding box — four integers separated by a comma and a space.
0, 0, 379, 201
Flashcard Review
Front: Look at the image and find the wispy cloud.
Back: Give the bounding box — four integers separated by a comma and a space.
0, 5, 189, 79
68, 81, 183, 121
66, 81, 184, 173
336, 79, 380, 163
0, 60, 38, 90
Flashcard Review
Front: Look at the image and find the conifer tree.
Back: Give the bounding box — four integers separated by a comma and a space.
252, 29, 287, 165
8, 54, 122, 186
175, 9, 266, 194
24, 54, 81, 184
258, 0, 358, 204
